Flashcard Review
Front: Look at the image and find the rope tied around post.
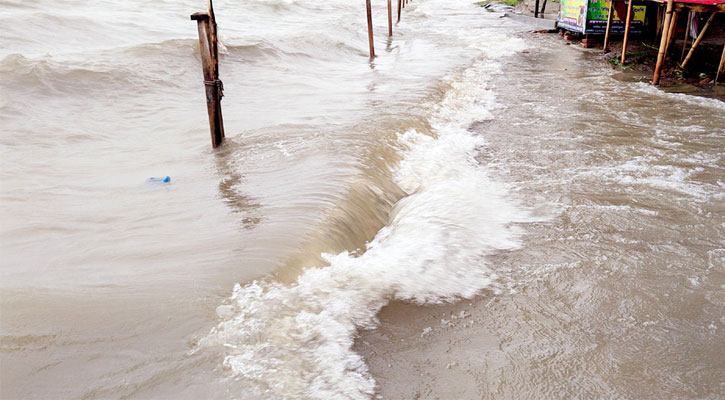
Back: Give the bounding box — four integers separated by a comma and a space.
204, 79, 224, 98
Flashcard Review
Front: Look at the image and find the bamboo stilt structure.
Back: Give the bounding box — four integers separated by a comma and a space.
680, 10, 692, 63
190, 0, 225, 148
664, 9, 679, 56
387, 0, 393, 36
621, 0, 635, 64
681, 12, 716, 69
603, 0, 616, 52
366, 0, 375, 58
716, 45, 725, 85
652, 0, 675, 85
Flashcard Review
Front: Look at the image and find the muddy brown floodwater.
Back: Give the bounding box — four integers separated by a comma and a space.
1, 0, 723, 398
358, 32, 725, 399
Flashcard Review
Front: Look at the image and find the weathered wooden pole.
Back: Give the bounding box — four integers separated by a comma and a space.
191, 7, 225, 148
540, 0, 548, 17
680, 10, 692, 62
397, 0, 402, 22
664, 9, 680, 55
535, 0, 540, 17
602, 0, 616, 52
620, 0, 635, 64
652, 0, 675, 85
388, 0, 393, 36
681, 12, 716, 69
366, 0, 375, 58
716, 44, 725, 85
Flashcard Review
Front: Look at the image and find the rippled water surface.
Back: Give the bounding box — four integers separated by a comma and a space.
1, 0, 723, 398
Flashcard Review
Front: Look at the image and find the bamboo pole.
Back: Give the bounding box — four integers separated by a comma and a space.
680, 10, 692, 63
603, 0, 615, 52
388, 0, 393, 36
366, 0, 375, 58
191, 10, 225, 148
397, 0, 402, 22
681, 12, 716, 69
652, 0, 675, 85
620, 0, 635, 64
716, 44, 725, 85
664, 9, 679, 56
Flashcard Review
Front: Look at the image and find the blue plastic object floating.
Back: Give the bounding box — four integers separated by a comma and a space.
149, 176, 171, 183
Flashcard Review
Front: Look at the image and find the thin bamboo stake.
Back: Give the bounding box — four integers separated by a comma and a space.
652, 0, 675, 85
621, 0, 635, 64
680, 10, 692, 63
388, 0, 393, 36
681, 12, 716, 69
603, 0, 615, 52
716, 44, 725, 85
366, 0, 375, 58
664, 9, 679, 56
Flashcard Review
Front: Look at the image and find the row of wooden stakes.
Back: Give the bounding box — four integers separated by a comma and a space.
190, 0, 415, 148
366, 0, 414, 58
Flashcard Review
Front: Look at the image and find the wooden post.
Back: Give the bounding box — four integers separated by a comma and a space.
191, 8, 225, 148
716, 44, 725, 85
535, 0, 540, 17
402, 0, 405, 10
652, 0, 675, 85
366, 0, 375, 58
388, 0, 393, 36
540, 0, 548, 17
680, 10, 692, 62
603, 0, 615, 52
620, 0, 635, 64
397, 0, 402, 22
664, 9, 679, 56
681, 12, 716, 69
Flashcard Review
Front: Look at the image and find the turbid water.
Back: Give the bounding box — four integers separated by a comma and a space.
0, 0, 723, 398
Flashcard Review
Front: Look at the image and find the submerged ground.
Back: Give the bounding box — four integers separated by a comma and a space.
1, 0, 723, 398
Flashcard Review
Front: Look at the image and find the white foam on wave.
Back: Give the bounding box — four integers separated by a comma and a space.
200, 32, 532, 400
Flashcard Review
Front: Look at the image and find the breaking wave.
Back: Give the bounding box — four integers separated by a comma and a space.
199, 39, 534, 398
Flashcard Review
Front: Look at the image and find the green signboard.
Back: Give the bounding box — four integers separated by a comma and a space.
557, 0, 646, 34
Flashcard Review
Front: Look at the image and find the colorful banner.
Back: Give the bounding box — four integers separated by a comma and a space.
558, 0, 588, 33
558, 0, 646, 35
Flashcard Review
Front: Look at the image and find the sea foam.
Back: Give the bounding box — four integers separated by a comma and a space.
200, 28, 531, 400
